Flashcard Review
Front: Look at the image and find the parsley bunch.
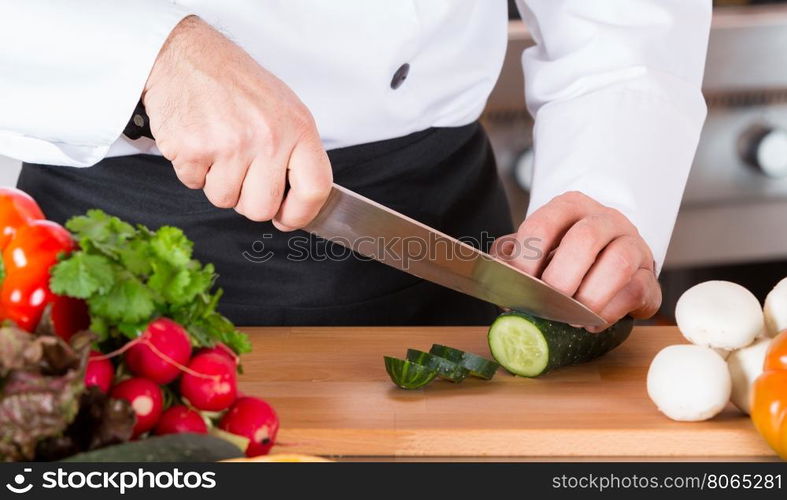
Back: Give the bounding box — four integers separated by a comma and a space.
50, 210, 251, 354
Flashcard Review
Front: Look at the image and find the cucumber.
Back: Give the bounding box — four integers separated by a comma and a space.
384, 356, 438, 390
62, 433, 243, 462
488, 312, 634, 377
406, 349, 469, 383
429, 344, 499, 380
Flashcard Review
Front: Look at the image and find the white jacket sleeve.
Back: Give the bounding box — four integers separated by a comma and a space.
0, 0, 192, 167
516, 0, 711, 271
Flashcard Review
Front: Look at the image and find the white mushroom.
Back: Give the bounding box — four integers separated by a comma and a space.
675, 281, 763, 350
764, 277, 787, 338
727, 337, 772, 414
647, 344, 731, 421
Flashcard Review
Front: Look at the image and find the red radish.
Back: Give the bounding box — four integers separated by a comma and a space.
125, 318, 192, 384
84, 350, 113, 393
219, 396, 279, 456
179, 352, 237, 411
110, 377, 164, 438
197, 343, 238, 365
155, 405, 207, 436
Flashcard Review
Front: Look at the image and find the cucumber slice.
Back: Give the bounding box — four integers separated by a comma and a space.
428, 345, 499, 380
384, 356, 438, 390
406, 349, 469, 383
488, 312, 634, 377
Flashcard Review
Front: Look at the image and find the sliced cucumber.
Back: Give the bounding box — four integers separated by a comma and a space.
428, 345, 499, 380
488, 312, 634, 377
406, 349, 469, 383
384, 356, 438, 390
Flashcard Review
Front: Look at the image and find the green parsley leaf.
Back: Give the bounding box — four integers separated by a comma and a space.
150, 226, 193, 268
50, 253, 115, 299
90, 276, 156, 324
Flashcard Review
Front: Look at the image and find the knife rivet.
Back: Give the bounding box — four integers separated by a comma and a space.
132, 114, 145, 128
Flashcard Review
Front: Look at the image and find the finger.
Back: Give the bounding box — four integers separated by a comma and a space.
507, 192, 592, 275
235, 155, 287, 222
573, 235, 653, 313
171, 159, 210, 190
540, 213, 633, 296
203, 158, 248, 209
489, 233, 518, 259
273, 134, 333, 231
596, 267, 661, 326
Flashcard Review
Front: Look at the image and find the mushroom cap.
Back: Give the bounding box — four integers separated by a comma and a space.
764, 277, 787, 338
676, 281, 763, 350
647, 344, 731, 421
728, 337, 772, 414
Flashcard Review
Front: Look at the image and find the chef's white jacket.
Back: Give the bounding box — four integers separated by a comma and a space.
0, 0, 711, 269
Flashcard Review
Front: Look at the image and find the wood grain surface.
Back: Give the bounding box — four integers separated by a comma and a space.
237, 326, 775, 459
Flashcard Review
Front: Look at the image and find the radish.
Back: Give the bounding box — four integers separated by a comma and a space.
197, 343, 238, 366
110, 377, 164, 438
219, 396, 279, 456
84, 350, 113, 393
125, 318, 192, 384
154, 405, 208, 436
179, 352, 237, 411
675, 281, 763, 350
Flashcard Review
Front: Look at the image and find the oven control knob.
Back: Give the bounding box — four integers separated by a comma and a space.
743, 127, 787, 178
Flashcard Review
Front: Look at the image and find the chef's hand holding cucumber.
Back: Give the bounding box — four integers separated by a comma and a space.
492, 191, 661, 329
142, 16, 333, 231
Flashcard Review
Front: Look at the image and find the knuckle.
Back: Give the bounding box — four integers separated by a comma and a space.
558, 190, 588, 206
253, 122, 279, 153
238, 200, 278, 222
570, 219, 601, 248
206, 189, 238, 209
608, 244, 639, 276
175, 169, 205, 190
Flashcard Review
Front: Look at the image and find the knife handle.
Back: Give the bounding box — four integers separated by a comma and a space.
124, 101, 155, 141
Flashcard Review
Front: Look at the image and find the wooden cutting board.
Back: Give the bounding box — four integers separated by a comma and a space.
237, 325, 775, 459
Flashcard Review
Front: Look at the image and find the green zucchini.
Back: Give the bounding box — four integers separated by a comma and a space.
429, 344, 499, 380
488, 312, 634, 377
62, 433, 243, 462
384, 356, 438, 390
406, 349, 469, 383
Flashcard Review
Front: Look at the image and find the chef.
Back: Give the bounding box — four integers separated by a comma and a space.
0, 1, 710, 327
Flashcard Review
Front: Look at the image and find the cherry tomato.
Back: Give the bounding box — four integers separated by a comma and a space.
0, 188, 44, 250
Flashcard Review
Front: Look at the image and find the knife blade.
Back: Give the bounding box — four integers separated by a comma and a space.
304, 184, 607, 327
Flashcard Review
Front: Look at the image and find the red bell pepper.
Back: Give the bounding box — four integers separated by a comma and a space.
0, 188, 88, 337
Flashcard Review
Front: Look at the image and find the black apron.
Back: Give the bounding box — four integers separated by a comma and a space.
19, 122, 513, 326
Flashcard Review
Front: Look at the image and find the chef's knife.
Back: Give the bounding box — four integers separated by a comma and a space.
126, 110, 604, 326
304, 184, 607, 327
